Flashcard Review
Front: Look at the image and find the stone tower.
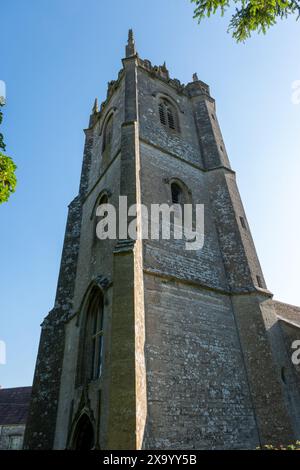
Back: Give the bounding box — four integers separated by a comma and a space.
24, 31, 300, 450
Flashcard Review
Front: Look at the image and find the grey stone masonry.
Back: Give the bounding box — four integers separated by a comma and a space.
25, 31, 300, 450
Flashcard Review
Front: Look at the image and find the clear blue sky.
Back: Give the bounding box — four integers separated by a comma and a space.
1, 0, 299, 388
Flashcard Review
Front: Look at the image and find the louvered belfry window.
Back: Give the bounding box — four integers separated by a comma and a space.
158, 99, 179, 132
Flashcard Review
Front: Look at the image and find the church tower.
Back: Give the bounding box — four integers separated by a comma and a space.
24, 31, 300, 450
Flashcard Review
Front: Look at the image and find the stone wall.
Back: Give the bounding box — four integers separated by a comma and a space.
0, 425, 25, 450
142, 274, 258, 449
140, 142, 228, 291
25, 40, 300, 450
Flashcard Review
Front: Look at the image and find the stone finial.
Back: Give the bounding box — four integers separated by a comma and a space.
159, 61, 169, 79
92, 97, 98, 114
193, 73, 199, 82
128, 29, 134, 42
126, 28, 136, 57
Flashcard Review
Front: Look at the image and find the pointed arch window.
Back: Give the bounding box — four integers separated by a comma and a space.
98, 193, 108, 209
84, 289, 104, 381
171, 182, 184, 205
96, 193, 108, 238
72, 414, 94, 450
158, 99, 179, 132
102, 115, 113, 153
169, 180, 192, 226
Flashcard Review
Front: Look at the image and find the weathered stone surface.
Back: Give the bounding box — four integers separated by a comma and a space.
0, 425, 26, 450
25, 34, 300, 450
142, 275, 258, 449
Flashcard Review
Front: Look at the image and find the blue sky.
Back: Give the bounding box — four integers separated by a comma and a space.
1, 0, 299, 388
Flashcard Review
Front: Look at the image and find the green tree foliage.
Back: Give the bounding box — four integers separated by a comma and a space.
0, 153, 17, 204
0, 104, 17, 204
191, 0, 300, 41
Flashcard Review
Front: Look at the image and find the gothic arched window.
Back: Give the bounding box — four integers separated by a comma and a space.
102, 115, 113, 153
72, 414, 94, 450
84, 288, 104, 381
158, 99, 179, 132
98, 193, 108, 208
171, 182, 184, 205
96, 193, 108, 235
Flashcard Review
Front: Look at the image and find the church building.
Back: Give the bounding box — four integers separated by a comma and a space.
24, 31, 300, 450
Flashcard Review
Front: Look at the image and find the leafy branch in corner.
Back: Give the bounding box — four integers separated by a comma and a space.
191, 0, 300, 41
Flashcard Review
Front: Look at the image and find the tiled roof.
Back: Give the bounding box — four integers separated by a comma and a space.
0, 387, 32, 425
273, 301, 300, 328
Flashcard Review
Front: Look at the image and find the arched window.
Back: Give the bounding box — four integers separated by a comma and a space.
91, 191, 110, 222
102, 115, 113, 153
98, 193, 108, 208
171, 182, 184, 205
158, 99, 179, 132
95, 193, 108, 237
72, 414, 94, 450
84, 288, 104, 381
